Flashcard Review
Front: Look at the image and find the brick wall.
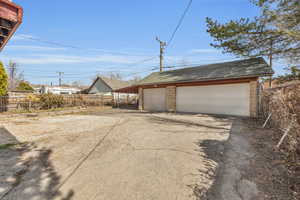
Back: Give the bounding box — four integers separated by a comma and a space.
166, 86, 176, 112
138, 88, 143, 110
249, 80, 258, 117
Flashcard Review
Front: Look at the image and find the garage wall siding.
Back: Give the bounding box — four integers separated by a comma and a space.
176, 83, 250, 116
139, 79, 259, 117
166, 86, 176, 112
249, 80, 258, 118
143, 88, 166, 111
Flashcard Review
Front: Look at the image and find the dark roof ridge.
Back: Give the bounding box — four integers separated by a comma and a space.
136, 57, 273, 86
159, 57, 265, 74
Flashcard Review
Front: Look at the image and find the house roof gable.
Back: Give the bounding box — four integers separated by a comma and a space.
87, 76, 130, 93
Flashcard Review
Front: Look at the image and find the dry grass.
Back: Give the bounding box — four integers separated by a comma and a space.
260, 82, 300, 198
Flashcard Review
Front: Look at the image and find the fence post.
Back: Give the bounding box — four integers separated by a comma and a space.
276, 117, 295, 148
262, 113, 272, 128
0, 97, 2, 112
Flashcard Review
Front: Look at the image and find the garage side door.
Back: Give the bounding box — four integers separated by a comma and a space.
177, 83, 250, 116
144, 88, 166, 111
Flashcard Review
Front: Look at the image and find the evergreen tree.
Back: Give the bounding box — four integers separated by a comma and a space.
206, 0, 300, 62
0, 62, 8, 96
277, 65, 300, 83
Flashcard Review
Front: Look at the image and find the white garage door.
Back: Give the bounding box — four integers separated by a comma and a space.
144, 88, 166, 111
177, 83, 250, 116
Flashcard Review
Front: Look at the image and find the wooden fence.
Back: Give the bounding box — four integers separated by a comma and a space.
0, 94, 113, 112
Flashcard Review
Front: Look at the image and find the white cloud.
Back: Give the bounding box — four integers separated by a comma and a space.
188, 48, 219, 54
10, 34, 36, 42
164, 55, 236, 66
6, 45, 66, 51
0, 54, 158, 65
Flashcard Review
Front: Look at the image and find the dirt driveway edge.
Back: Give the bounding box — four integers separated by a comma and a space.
197, 119, 259, 200
218, 120, 258, 200
205, 118, 294, 200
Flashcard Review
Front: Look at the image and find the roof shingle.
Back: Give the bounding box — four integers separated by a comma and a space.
99, 76, 130, 90
138, 57, 274, 85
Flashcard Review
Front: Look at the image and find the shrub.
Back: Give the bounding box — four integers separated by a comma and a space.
261, 83, 300, 177
19, 94, 40, 110
39, 93, 65, 109
0, 62, 8, 96
16, 81, 34, 91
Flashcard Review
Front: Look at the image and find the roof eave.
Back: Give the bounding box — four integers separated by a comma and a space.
137, 73, 274, 87
0, 0, 23, 51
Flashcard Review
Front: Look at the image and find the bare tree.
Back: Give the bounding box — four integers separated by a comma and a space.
109, 72, 122, 80
7, 61, 25, 91
71, 80, 84, 88
128, 76, 142, 85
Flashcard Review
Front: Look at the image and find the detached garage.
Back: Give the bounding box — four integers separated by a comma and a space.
115, 58, 274, 117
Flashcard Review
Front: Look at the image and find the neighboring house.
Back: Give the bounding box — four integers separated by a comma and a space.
86, 76, 129, 95
115, 58, 274, 117
85, 76, 137, 103
32, 86, 42, 94
40, 86, 81, 94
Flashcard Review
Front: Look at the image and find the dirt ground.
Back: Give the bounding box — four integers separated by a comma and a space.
0, 109, 294, 200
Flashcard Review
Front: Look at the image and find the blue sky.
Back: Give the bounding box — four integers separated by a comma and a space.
1, 0, 284, 85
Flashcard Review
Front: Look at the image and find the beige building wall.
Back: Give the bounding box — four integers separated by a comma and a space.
249, 80, 258, 118
166, 86, 176, 112
139, 79, 258, 117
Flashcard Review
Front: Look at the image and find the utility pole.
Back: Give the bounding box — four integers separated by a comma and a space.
156, 37, 166, 72
57, 71, 64, 86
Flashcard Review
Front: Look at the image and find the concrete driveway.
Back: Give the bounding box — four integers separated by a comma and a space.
0, 110, 232, 200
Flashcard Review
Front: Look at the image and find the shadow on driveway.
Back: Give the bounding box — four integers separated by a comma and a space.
0, 127, 74, 200
189, 139, 226, 200
147, 114, 231, 130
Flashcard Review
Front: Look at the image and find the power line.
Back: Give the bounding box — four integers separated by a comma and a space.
23, 65, 159, 78
124, 56, 158, 68
166, 0, 193, 47
18, 35, 79, 49
16, 0, 193, 78
153, 0, 193, 72
100, 55, 158, 76
122, 68, 157, 78
24, 59, 236, 80
17, 34, 154, 57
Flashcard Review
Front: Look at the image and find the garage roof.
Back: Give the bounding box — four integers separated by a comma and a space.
138, 57, 273, 85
